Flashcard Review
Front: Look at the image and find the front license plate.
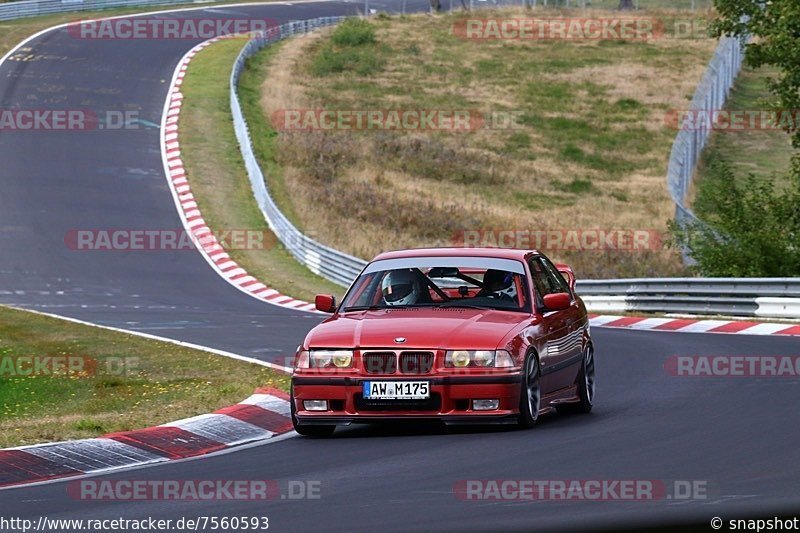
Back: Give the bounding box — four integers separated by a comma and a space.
362, 381, 430, 400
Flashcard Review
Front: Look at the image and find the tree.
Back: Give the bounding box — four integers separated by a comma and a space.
618, 0, 634, 9
669, 160, 800, 277
711, 0, 800, 147
672, 0, 800, 275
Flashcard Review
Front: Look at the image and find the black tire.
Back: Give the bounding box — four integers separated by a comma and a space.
575, 344, 595, 413
517, 353, 541, 428
557, 344, 595, 415
290, 386, 336, 437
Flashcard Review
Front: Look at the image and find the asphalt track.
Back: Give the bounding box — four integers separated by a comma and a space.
1, 1, 799, 530
0, 0, 422, 366
2, 329, 800, 530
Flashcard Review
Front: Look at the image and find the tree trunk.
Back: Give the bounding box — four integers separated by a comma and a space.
618, 0, 634, 9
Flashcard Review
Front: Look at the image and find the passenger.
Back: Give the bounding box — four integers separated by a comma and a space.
480, 269, 517, 302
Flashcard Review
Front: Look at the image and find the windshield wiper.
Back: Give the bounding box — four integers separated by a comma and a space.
342, 305, 386, 312
436, 302, 493, 310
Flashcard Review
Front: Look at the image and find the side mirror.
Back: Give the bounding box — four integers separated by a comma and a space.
555, 263, 576, 292
543, 292, 571, 312
315, 294, 337, 313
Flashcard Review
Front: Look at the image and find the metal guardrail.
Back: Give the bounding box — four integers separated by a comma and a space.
577, 278, 800, 298
230, 17, 368, 288
2, 0, 789, 318
1, 0, 743, 272
0, 0, 210, 21
667, 35, 747, 240
577, 279, 800, 318
230, 19, 800, 319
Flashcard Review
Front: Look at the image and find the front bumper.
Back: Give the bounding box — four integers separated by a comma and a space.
292, 374, 522, 426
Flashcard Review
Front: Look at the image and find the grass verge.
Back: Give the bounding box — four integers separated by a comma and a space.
0, 305, 289, 448
178, 37, 344, 302
251, 9, 720, 279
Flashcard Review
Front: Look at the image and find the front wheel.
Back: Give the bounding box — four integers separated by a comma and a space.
557, 344, 595, 415
517, 354, 541, 428
575, 344, 595, 413
290, 386, 336, 437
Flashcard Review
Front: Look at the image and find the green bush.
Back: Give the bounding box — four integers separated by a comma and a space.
669, 159, 800, 276
331, 18, 376, 47
310, 18, 385, 76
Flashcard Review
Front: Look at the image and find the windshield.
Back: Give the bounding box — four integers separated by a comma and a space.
340, 256, 530, 312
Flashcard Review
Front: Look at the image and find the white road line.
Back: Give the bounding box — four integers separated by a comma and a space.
2, 305, 293, 373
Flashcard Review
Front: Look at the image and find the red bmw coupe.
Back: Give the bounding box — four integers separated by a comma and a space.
290, 248, 595, 436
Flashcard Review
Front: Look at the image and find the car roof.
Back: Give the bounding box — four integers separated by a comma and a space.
372, 247, 539, 262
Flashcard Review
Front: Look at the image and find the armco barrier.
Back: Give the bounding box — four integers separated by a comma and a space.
230, 19, 798, 319
0, 0, 205, 21
230, 17, 367, 288
577, 279, 800, 318
2, 0, 790, 318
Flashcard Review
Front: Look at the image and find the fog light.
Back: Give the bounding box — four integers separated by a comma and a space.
303, 400, 328, 411
473, 399, 499, 411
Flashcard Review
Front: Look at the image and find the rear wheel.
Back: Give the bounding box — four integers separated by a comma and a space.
517, 354, 541, 428
290, 386, 336, 437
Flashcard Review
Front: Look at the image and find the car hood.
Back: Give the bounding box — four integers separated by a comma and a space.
306, 308, 524, 350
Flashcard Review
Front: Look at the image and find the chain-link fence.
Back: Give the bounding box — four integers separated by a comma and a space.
527, 0, 714, 8
667, 33, 746, 246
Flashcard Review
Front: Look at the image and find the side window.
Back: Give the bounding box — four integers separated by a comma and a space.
528, 256, 569, 303
527, 257, 552, 307
540, 257, 571, 296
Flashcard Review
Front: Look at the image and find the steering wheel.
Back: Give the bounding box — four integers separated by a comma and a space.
488, 292, 514, 303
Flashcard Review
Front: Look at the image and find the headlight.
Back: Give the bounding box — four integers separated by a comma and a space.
449, 350, 471, 368
472, 350, 495, 367
311, 350, 354, 368
332, 352, 353, 368
445, 350, 515, 368
295, 349, 354, 369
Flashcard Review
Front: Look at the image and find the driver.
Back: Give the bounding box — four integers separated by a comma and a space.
381, 269, 421, 307
481, 269, 518, 302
